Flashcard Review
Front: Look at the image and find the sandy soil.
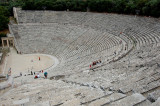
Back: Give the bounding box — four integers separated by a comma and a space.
3, 48, 54, 76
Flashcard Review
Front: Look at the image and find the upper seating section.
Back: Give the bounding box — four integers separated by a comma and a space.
15, 8, 160, 48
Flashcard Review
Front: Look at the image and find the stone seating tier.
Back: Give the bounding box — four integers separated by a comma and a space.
3, 8, 160, 105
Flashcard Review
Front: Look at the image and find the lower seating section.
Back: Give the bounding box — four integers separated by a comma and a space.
0, 76, 152, 106
0, 77, 112, 105
2, 9, 160, 105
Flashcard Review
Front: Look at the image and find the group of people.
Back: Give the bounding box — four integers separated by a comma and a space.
17, 51, 22, 54
33, 70, 48, 79
18, 57, 48, 79
89, 60, 102, 69
34, 57, 48, 79
19, 70, 48, 79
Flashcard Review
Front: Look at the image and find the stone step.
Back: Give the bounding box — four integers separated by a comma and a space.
135, 100, 151, 106
0, 75, 6, 78
61, 98, 80, 106
119, 72, 160, 94
134, 78, 160, 94
89, 93, 126, 106
30, 101, 50, 106
113, 67, 148, 90
13, 98, 29, 105
107, 93, 146, 106
147, 89, 160, 102
151, 97, 160, 106
80, 91, 113, 104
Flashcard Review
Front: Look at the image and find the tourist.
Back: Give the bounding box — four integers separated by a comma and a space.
120, 40, 122, 44
44, 72, 48, 79
20, 72, 22, 76
94, 62, 96, 65
93, 62, 96, 66
8, 68, 11, 76
97, 60, 100, 64
114, 51, 116, 56
89, 65, 91, 68
39, 57, 40, 61
37, 73, 40, 78
31, 71, 33, 75
34, 75, 38, 79
6, 74, 9, 79
96, 60, 99, 64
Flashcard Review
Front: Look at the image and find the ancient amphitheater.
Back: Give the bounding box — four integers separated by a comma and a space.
0, 8, 160, 105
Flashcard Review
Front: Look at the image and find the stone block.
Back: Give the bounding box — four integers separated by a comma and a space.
13, 98, 29, 105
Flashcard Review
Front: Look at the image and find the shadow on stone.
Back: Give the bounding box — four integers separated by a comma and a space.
50, 75, 65, 80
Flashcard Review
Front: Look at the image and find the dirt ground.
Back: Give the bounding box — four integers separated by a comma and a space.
1, 48, 54, 76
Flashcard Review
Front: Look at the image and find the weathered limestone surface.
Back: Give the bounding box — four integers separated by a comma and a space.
89, 93, 126, 106
151, 97, 160, 106
13, 98, 29, 105
108, 93, 146, 106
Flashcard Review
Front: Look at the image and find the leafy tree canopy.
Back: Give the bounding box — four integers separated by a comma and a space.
0, 6, 9, 31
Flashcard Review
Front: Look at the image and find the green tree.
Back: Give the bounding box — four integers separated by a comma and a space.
124, 0, 136, 14
142, 0, 160, 17
18, 0, 160, 17
22, 0, 36, 10
8, 0, 25, 15
0, 6, 9, 31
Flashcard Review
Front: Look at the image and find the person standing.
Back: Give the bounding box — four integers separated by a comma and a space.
8, 68, 11, 76
89, 65, 91, 68
114, 51, 116, 56
20, 72, 22, 76
44, 72, 48, 79
37, 73, 40, 78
